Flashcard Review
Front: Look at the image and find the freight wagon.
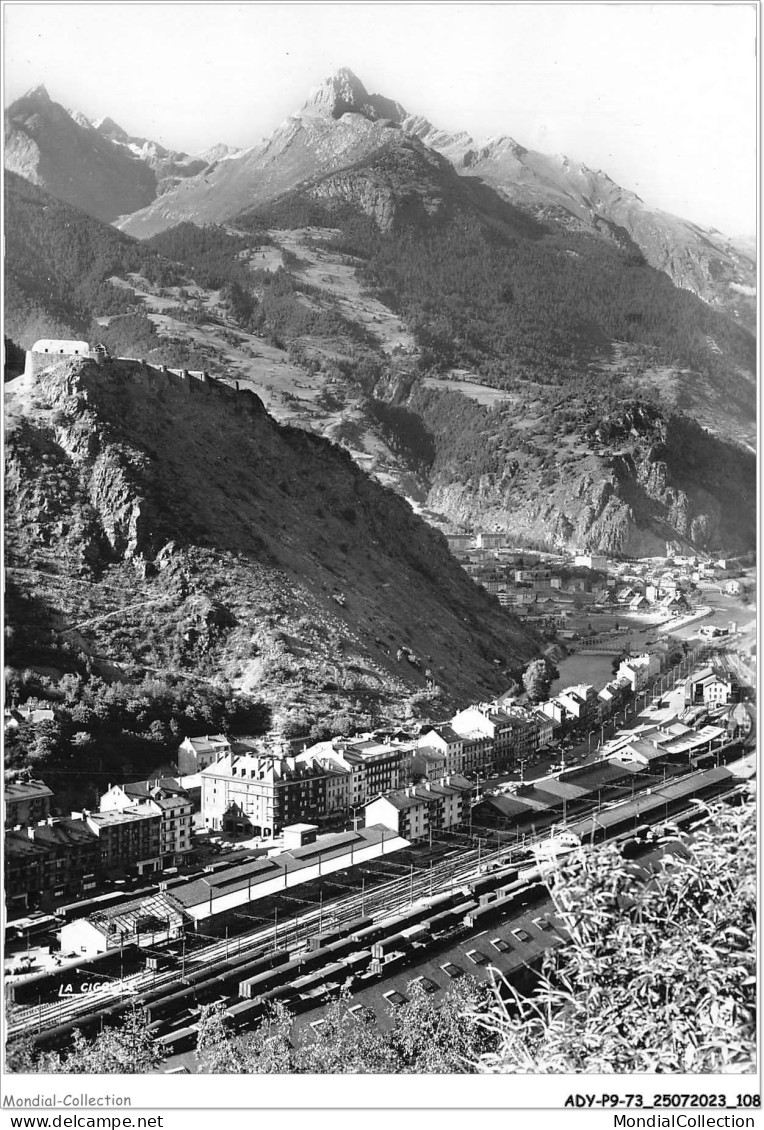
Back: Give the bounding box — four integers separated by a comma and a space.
463, 882, 547, 928
155, 1024, 199, 1055
224, 997, 266, 1032
21, 996, 133, 1053
467, 866, 520, 899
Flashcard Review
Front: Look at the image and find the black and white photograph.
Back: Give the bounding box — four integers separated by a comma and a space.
1, 0, 758, 1114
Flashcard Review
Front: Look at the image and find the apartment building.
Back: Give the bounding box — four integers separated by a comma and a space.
177, 734, 231, 775
100, 782, 194, 868
84, 808, 162, 877
451, 705, 515, 770
618, 653, 661, 692
364, 776, 471, 842
201, 753, 331, 836
555, 684, 599, 731
416, 724, 465, 775
4, 779, 54, 829
5, 818, 100, 911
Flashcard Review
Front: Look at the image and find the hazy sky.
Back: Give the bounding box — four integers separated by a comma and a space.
4, 2, 758, 235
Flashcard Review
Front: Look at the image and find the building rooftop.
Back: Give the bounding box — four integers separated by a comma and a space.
374, 793, 422, 812
167, 825, 404, 916
659, 725, 727, 756
86, 808, 159, 828
5, 818, 98, 856
85, 891, 184, 939
551, 763, 633, 798
532, 778, 589, 802
480, 794, 541, 821
182, 734, 230, 753
413, 748, 447, 764
621, 739, 672, 763
122, 778, 187, 799
568, 766, 734, 839
4, 780, 54, 802
424, 724, 464, 744
152, 794, 192, 812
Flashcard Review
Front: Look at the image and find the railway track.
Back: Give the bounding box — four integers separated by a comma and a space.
7, 840, 524, 1036
8, 763, 749, 1040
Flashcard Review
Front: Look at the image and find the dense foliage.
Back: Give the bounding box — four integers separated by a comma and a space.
479, 799, 756, 1073
4, 667, 268, 802
5, 579, 269, 797
356, 219, 754, 387
7, 1009, 163, 1075
522, 658, 555, 703
142, 222, 270, 290
238, 190, 755, 389
4, 173, 164, 344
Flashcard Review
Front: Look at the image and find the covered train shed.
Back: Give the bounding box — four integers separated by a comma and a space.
567, 765, 737, 843
165, 824, 409, 928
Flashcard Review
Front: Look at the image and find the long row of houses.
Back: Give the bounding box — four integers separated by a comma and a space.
4, 653, 739, 913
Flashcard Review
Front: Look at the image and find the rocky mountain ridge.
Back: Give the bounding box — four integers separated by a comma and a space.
101, 68, 754, 313
90, 115, 219, 192
4, 86, 158, 222
4, 168, 754, 558
415, 399, 756, 557
5, 357, 539, 728
4, 86, 234, 222
4, 73, 755, 561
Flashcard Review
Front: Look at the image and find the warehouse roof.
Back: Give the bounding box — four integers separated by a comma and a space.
167, 825, 406, 915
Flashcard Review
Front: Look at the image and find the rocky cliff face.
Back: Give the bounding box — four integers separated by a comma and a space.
420, 403, 755, 556
300, 67, 406, 123
5, 359, 539, 726
300, 131, 461, 231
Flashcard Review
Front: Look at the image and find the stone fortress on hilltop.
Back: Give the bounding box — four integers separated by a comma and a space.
22, 338, 265, 415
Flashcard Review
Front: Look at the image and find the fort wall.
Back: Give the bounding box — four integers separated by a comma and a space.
23, 345, 264, 415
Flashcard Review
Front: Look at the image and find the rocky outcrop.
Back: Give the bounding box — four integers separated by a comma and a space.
5, 358, 540, 721
420, 404, 755, 557
301, 132, 458, 231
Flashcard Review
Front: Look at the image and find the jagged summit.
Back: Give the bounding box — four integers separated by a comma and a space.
300, 67, 406, 123
93, 116, 132, 142
5, 87, 158, 222
22, 83, 51, 102
303, 67, 367, 113
66, 108, 93, 130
